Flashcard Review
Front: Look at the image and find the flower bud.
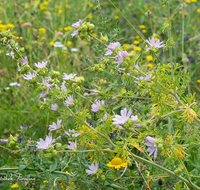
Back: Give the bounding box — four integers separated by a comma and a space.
52, 150, 57, 156
100, 35, 108, 43
100, 175, 105, 181
56, 143, 62, 149
44, 153, 52, 158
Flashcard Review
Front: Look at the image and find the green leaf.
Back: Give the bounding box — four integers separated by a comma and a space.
18, 165, 27, 171
49, 161, 57, 172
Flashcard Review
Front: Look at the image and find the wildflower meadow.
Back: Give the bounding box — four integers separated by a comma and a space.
1, 0, 200, 189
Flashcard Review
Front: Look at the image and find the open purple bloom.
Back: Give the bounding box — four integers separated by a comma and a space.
91, 99, 105, 112
61, 81, 67, 92
49, 119, 62, 131
64, 95, 73, 106
0, 139, 8, 143
67, 140, 77, 150
65, 129, 81, 137
112, 108, 132, 125
86, 163, 98, 175
105, 42, 120, 56
63, 73, 77, 81
145, 136, 157, 158
38, 77, 54, 99
35, 61, 48, 68
36, 134, 55, 149
116, 51, 129, 65
146, 37, 165, 50
23, 72, 37, 80
71, 19, 82, 37
22, 56, 28, 65
51, 103, 58, 111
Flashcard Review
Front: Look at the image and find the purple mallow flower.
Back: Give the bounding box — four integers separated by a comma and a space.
67, 140, 77, 150
65, 129, 81, 137
22, 56, 28, 65
23, 72, 37, 80
51, 103, 58, 111
35, 61, 48, 68
91, 99, 105, 112
116, 51, 129, 65
112, 108, 132, 125
86, 163, 98, 175
39, 77, 54, 99
71, 19, 82, 37
145, 136, 157, 158
105, 42, 120, 56
61, 81, 67, 92
146, 37, 165, 50
49, 119, 62, 131
63, 73, 77, 81
64, 95, 73, 106
0, 139, 8, 143
36, 134, 55, 149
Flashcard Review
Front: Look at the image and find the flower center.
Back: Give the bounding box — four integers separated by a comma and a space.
111, 158, 123, 165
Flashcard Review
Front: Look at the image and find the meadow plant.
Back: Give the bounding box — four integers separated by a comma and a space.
1, 1, 200, 189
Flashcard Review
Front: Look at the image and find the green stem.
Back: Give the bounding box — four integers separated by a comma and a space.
66, 106, 116, 148
128, 152, 200, 190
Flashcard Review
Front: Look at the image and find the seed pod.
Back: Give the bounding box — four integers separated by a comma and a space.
55, 31, 63, 38
21, 22, 32, 28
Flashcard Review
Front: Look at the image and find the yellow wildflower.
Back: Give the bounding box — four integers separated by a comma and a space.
115, 15, 119, 19
128, 3, 132, 7
123, 44, 130, 50
88, 2, 93, 7
184, 0, 191, 3
197, 79, 200, 83
88, 15, 93, 19
7, 24, 15, 28
107, 157, 127, 170
146, 55, 153, 61
66, 171, 70, 174
191, 0, 197, 2
67, 41, 72, 47
142, 29, 147, 33
133, 40, 140, 45
162, 4, 165, 7
19, 37, 23, 39
25, 45, 29, 49
64, 26, 72, 31
154, 37, 159, 41
139, 25, 145, 29
49, 41, 54, 46
43, 180, 48, 183
134, 46, 141, 51
147, 63, 153, 68
197, 9, 200, 13
11, 184, 19, 188
39, 28, 46, 33
12, 31, 17, 35
92, 33, 97, 37
58, 10, 62, 14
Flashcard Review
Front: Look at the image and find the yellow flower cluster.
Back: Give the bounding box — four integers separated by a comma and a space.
0, 23, 15, 32
64, 26, 72, 31
11, 183, 19, 188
